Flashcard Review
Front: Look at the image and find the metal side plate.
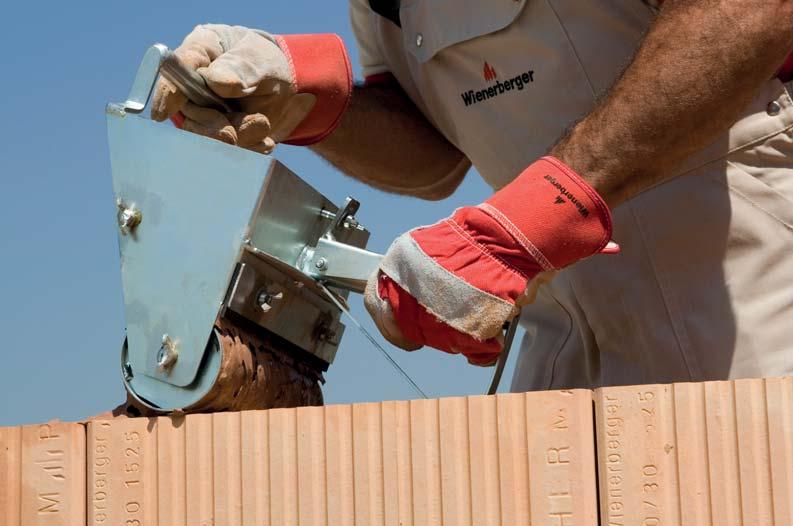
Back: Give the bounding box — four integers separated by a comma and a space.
108, 111, 272, 387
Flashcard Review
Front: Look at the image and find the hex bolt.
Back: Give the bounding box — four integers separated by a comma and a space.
157, 334, 179, 372
315, 258, 328, 271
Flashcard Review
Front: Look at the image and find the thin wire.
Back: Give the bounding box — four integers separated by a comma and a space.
487, 312, 521, 395
318, 282, 428, 399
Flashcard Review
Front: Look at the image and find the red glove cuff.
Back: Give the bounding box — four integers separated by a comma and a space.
484, 156, 614, 270
276, 34, 353, 146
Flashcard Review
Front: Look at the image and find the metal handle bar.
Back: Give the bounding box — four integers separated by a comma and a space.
160, 49, 237, 113
117, 44, 236, 115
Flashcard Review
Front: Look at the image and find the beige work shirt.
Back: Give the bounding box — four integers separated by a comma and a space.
350, 0, 793, 390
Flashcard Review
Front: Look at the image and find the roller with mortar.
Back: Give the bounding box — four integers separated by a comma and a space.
107, 45, 520, 415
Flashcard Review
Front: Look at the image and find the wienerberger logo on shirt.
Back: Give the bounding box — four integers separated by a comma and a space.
460, 62, 535, 107
483, 62, 497, 82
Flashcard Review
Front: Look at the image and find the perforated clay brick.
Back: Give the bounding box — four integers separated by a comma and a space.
1, 422, 85, 526
86, 390, 598, 525
595, 377, 793, 526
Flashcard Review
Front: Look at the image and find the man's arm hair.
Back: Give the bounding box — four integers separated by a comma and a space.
312, 81, 471, 201
551, 0, 793, 207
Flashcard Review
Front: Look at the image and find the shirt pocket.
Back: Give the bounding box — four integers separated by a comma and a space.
399, 0, 527, 63
719, 122, 793, 229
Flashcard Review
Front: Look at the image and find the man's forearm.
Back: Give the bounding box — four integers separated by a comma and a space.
551, 0, 793, 207
312, 82, 471, 200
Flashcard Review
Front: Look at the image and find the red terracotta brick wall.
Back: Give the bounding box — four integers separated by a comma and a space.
3, 378, 793, 525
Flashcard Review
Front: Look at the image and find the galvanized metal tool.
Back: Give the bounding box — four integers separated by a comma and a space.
108, 45, 519, 413
108, 44, 389, 412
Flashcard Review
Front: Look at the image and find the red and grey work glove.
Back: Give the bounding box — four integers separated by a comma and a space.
151, 24, 352, 151
364, 156, 618, 366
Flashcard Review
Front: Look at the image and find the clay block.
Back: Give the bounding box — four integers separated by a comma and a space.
10, 378, 793, 525
87, 390, 598, 525
87, 417, 158, 525
595, 377, 793, 526
0, 422, 85, 526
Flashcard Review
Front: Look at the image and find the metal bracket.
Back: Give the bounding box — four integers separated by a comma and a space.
224, 248, 346, 365
303, 237, 382, 294
298, 196, 383, 293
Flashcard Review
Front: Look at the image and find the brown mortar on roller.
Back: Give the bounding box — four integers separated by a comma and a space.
112, 317, 324, 417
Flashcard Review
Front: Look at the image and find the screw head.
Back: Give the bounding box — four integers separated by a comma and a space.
767, 101, 782, 116
315, 258, 328, 271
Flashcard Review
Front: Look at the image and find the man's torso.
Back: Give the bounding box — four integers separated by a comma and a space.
350, 0, 793, 389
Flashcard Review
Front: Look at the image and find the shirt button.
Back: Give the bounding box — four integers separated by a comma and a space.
767, 101, 782, 116
416, 33, 423, 47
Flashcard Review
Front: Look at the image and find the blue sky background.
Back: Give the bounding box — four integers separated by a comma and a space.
0, 1, 521, 426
